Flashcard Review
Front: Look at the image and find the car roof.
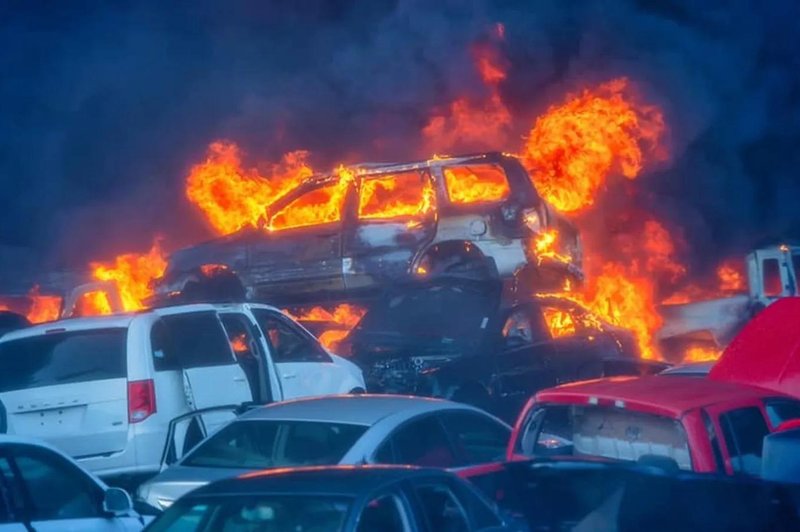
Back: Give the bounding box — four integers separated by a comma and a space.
239, 394, 478, 426
659, 362, 714, 376
351, 152, 505, 176
190, 465, 450, 498
536, 375, 788, 417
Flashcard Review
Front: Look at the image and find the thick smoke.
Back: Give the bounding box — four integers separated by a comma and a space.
1, 0, 798, 278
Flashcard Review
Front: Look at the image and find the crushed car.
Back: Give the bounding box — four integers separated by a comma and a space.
155, 152, 583, 306
349, 278, 665, 422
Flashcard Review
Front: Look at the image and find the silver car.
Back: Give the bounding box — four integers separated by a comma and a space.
137, 394, 511, 511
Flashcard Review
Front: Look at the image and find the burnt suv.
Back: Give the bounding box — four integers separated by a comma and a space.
155, 152, 582, 305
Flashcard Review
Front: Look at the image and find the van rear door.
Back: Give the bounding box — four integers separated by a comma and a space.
153, 311, 252, 426
0, 327, 129, 458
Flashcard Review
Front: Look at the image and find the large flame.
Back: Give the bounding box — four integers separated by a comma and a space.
682, 345, 720, 363
358, 171, 435, 220
717, 261, 745, 292
0, 287, 62, 324
442, 164, 511, 205
521, 78, 666, 213
269, 166, 354, 231
91, 243, 168, 311
542, 307, 577, 338
186, 142, 314, 234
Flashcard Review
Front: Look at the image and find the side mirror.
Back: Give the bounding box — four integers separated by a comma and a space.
103, 487, 134, 516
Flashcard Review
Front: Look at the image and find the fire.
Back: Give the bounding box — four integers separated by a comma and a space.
25, 287, 62, 324
75, 291, 113, 317
717, 262, 745, 292
682, 345, 720, 363
230, 333, 249, 354
91, 243, 168, 311
542, 307, 576, 338
442, 165, 510, 204
269, 166, 354, 231
186, 142, 314, 234
521, 78, 666, 213
533, 229, 572, 265
287, 303, 367, 353
358, 171, 435, 220
422, 30, 511, 153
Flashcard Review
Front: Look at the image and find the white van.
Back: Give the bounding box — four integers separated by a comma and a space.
0, 303, 364, 483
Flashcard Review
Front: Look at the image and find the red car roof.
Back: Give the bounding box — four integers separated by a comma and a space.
536, 375, 786, 418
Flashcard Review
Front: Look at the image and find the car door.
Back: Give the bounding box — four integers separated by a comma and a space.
0, 327, 130, 460
218, 311, 279, 404
249, 309, 342, 399
710, 404, 772, 476
152, 310, 252, 432
353, 491, 415, 532
343, 169, 437, 290
0, 444, 126, 531
248, 180, 347, 299
373, 415, 459, 468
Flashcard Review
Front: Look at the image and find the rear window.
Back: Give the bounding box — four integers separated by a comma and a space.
518, 404, 692, 470
182, 419, 368, 469
442, 164, 510, 205
0, 328, 127, 393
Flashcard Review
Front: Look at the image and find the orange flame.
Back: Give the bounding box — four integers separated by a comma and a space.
682, 345, 720, 363
532, 229, 572, 265
717, 262, 745, 292
25, 287, 62, 324
358, 171, 435, 220
230, 333, 249, 354
91, 243, 168, 312
287, 303, 367, 353
521, 78, 666, 213
442, 164, 511, 204
186, 142, 314, 234
269, 166, 354, 231
75, 290, 113, 317
542, 307, 577, 338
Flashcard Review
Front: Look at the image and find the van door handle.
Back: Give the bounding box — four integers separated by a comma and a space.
282, 373, 297, 380
233, 376, 246, 382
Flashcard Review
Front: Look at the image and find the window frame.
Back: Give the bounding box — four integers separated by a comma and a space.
439, 163, 512, 207
151, 311, 239, 372
356, 169, 435, 224
371, 413, 459, 468
719, 406, 771, 476
268, 180, 351, 232
437, 410, 511, 467
407, 480, 471, 532
251, 310, 331, 364
355, 491, 414, 532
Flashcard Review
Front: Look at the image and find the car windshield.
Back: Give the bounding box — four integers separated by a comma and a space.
519, 404, 692, 470
148, 494, 352, 532
0, 328, 127, 392
182, 420, 369, 469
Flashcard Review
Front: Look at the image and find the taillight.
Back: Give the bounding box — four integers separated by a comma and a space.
128, 380, 156, 423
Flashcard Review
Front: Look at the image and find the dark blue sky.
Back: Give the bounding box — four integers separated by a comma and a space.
1, 0, 799, 274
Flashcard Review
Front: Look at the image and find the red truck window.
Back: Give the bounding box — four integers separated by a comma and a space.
519, 405, 692, 470
720, 407, 770, 476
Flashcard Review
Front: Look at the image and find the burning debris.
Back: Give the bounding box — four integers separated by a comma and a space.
286, 304, 367, 354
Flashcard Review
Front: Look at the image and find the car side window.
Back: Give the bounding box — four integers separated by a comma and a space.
152, 312, 236, 371
442, 164, 510, 204
269, 182, 347, 231
720, 407, 770, 476
10, 447, 102, 521
439, 411, 510, 465
448, 478, 503, 530
252, 310, 330, 363
0, 457, 26, 523
413, 483, 470, 532
356, 494, 409, 532
376, 416, 457, 468
765, 399, 800, 428
358, 170, 435, 222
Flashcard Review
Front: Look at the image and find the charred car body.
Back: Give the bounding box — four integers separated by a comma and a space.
155, 153, 582, 306
349, 279, 665, 422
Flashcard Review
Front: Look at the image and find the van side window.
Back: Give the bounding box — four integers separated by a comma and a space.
251, 310, 329, 363
152, 313, 235, 371
762, 258, 783, 297
720, 407, 770, 476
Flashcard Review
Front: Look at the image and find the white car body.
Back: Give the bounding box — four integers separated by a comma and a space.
0, 435, 144, 531
138, 394, 511, 510
0, 303, 364, 481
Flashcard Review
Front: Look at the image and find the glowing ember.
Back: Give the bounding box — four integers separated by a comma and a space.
358, 171, 435, 220
25, 287, 62, 324
717, 262, 745, 292
269, 166, 354, 231
287, 303, 367, 353
542, 307, 576, 338
682, 345, 720, 363
521, 78, 666, 213
442, 164, 510, 204
91, 243, 168, 312
186, 142, 314, 234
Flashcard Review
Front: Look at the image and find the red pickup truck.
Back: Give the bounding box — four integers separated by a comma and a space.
506, 297, 800, 476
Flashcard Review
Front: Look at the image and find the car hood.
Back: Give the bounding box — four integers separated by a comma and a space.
710, 297, 800, 398
138, 464, 251, 510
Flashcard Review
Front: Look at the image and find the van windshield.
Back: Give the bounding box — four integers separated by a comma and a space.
518, 404, 692, 470
0, 328, 127, 393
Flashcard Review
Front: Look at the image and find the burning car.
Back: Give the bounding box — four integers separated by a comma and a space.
155, 152, 582, 306
349, 278, 664, 422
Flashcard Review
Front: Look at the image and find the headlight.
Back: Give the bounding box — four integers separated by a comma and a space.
522, 208, 542, 233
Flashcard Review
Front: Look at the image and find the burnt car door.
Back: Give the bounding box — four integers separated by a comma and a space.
343, 168, 437, 291
247, 179, 349, 300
